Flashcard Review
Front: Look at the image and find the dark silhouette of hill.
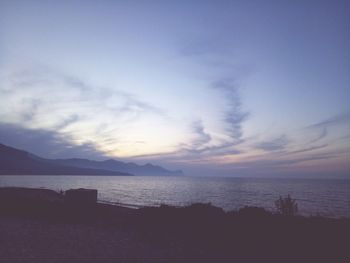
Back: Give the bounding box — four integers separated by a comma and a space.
0, 143, 130, 175
0, 143, 183, 176
50, 158, 184, 176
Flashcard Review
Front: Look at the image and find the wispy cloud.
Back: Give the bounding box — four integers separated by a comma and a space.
308, 111, 350, 129
308, 127, 328, 144
166, 79, 248, 158
189, 120, 212, 149
54, 114, 80, 130
0, 66, 166, 126
255, 135, 289, 152
0, 65, 173, 157
212, 79, 249, 142
285, 144, 328, 155
305, 111, 350, 146
224, 152, 338, 171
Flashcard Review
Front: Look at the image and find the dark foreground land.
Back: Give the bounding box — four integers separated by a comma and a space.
0, 187, 349, 263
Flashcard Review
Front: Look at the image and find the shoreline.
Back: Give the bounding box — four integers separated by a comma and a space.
1, 187, 349, 263
0, 176, 350, 218
0, 186, 350, 219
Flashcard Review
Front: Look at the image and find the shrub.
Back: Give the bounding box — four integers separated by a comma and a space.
275, 195, 298, 216
238, 206, 272, 218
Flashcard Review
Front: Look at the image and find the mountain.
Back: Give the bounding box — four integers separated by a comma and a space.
0, 143, 183, 176
0, 143, 130, 176
50, 158, 184, 176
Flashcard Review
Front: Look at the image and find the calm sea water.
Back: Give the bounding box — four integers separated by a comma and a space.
0, 175, 349, 218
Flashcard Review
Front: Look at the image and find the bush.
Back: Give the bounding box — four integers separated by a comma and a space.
238, 206, 272, 218
275, 195, 298, 216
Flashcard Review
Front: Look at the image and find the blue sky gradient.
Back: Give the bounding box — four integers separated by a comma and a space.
1, 0, 349, 177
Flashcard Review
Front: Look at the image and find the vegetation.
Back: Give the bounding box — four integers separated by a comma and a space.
1, 188, 349, 263
275, 194, 298, 216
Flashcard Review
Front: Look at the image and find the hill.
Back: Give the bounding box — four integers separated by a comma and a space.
0, 143, 183, 176
50, 158, 183, 176
0, 143, 130, 176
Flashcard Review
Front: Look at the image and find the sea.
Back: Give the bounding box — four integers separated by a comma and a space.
0, 175, 349, 218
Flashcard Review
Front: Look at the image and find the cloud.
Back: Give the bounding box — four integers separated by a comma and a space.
0, 65, 173, 157
20, 98, 42, 122
227, 153, 337, 170
255, 135, 289, 152
308, 111, 350, 129
131, 127, 242, 163
212, 79, 249, 142
177, 79, 248, 158
286, 144, 328, 155
166, 39, 249, 161
189, 120, 212, 149
308, 127, 328, 144
132, 78, 248, 160
0, 66, 166, 126
305, 111, 350, 145
118, 97, 166, 117
54, 114, 80, 130
0, 122, 105, 160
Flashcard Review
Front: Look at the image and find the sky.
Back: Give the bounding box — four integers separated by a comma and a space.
0, 0, 350, 177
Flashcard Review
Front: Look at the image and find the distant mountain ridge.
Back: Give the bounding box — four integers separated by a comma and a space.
50, 158, 184, 176
0, 143, 130, 176
0, 143, 183, 176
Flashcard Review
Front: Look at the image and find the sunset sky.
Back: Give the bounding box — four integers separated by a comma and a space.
1, 0, 349, 177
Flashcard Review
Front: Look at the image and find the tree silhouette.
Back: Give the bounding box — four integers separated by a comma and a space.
275, 195, 298, 216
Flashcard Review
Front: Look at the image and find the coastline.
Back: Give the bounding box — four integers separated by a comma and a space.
2, 175, 349, 218
1, 187, 349, 263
